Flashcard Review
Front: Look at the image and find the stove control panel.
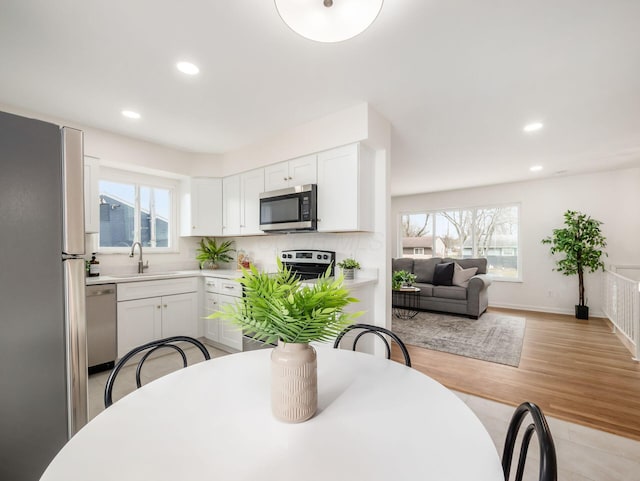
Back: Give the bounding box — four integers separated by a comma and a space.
280, 250, 335, 265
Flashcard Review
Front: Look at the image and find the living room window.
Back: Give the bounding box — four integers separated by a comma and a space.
98, 168, 178, 252
399, 204, 520, 280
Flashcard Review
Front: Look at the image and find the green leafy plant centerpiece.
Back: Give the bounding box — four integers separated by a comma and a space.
392, 270, 417, 289
213, 259, 361, 345
541, 210, 607, 319
337, 257, 361, 280
196, 237, 235, 269
211, 259, 362, 423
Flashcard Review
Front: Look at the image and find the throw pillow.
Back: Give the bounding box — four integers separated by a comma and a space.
433, 262, 455, 286
452, 263, 478, 288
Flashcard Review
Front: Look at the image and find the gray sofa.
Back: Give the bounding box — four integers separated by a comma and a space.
392, 257, 492, 319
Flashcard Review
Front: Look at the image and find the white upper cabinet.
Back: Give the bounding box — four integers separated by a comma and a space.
180, 178, 222, 237
222, 175, 241, 236
317, 143, 374, 232
264, 154, 317, 192
84, 156, 100, 233
222, 168, 264, 236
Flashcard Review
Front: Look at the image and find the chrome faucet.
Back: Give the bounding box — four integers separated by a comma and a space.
129, 242, 149, 273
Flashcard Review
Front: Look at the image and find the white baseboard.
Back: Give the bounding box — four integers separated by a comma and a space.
489, 302, 606, 319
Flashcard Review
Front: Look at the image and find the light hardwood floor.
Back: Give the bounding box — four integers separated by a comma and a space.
392, 307, 640, 441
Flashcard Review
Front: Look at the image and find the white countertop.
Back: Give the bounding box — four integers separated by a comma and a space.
86, 269, 377, 288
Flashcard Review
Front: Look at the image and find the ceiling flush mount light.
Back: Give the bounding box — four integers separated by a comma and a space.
523, 122, 544, 133
529, 165, 543, 172
274, 0, 384, 43
176, 61, 199, 75
121, 110, 141, 119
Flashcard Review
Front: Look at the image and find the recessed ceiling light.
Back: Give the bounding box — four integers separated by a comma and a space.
176, 61, 199, 75
523, 122, 544, 133
121, 110, 141, 119
529, 165, 543, 172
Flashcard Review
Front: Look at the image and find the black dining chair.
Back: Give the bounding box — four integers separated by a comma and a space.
502, 401, 558, 481
104, 335, 211, 408
333, 323, 412, 367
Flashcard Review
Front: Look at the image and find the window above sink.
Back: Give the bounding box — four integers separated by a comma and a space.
97, 167, 179, 254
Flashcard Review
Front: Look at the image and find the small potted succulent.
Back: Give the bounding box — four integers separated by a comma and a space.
392, 270, 417, 289
196, 237, 235, 269
337, 257, 361, 280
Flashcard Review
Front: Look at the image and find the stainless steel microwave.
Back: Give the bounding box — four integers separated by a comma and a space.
259, 184, 317, 232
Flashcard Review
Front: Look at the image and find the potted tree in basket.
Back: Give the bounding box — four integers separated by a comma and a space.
196, 237, 235, 269
542, 210, 607, 320
337, 257, 360, 280
211, 260, 362, 423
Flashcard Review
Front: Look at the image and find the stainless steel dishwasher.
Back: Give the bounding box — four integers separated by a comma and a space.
86, 284, 117, 373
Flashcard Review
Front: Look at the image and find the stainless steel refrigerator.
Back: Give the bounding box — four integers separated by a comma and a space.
0, 110, 88, 481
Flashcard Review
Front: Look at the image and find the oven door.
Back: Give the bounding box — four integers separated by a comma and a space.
242, 334, 276, 351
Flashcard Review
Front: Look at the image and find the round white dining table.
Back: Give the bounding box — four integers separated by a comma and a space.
41, 346, 504, 481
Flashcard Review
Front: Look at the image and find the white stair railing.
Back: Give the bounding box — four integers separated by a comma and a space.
602, 267, 640, 360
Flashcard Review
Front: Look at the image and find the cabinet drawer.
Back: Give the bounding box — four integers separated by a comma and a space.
203, 277, 221, 293
117, 277, 198, 301
219, 279, 242, 298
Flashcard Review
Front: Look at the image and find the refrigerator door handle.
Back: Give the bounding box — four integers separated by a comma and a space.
64, 258, 88, 436
61, 127, 85, 255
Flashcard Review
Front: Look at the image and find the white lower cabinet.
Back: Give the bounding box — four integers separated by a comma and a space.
117, 278, 198, 358
203, 277, 243, 351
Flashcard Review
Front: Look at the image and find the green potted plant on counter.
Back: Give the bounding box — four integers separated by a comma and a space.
211, 259, 361, 423
542, 210, 607, 320
337, 257, 360, 280
196, 237, 235, 269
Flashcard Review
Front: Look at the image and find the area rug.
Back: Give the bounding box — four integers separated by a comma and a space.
392, 311, 526, 367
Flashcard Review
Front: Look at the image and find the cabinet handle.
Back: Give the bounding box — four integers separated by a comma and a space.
192, 225, 196, 229
288, 176, 293, 180
157, 305, 161, 309
224, 285, 234, 290
317, 218, 322, 222
283, 177, 287, 181
164, 304, 168, 308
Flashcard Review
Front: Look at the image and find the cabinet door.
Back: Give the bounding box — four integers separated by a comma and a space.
217, 294, 242, 350
204, 292, 219, 342
184, 178, 222, 237
317, 144, 360, 232
161, 292, 198, 338
264, 161, 290, 192
117, 297, 162, 358
222, 174, 241, 236
84, 156, 100, 233
289, 154, 317, 186
240, 169, 265, 235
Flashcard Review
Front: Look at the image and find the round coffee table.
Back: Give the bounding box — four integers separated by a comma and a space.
392, 286, 421, 319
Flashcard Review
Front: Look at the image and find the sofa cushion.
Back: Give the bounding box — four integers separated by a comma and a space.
452, 263, 478, 288
413, 283, 433, 297
392, 257, 414, 273
433, 262, 455, 286
413, 258, 442, 283
433, 285, 467, 300
444, 257, 487, 275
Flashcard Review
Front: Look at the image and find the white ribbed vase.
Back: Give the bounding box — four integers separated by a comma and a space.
271, 341, 317, 423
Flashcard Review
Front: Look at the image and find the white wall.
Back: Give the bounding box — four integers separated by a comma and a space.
391, 167, 640, 317
218, 103, 370, 176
